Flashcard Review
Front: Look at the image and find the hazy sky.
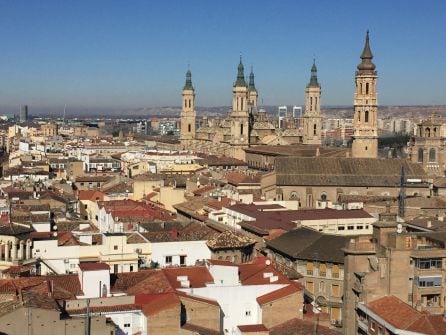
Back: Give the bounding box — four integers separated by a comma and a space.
0, 0, 445, 109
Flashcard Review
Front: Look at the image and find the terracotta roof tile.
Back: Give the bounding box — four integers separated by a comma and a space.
135, 292, 180, 316
256, 284, 300, 305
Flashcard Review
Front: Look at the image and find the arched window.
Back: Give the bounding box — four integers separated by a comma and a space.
313, 124, 317, 135
189, 99, 191, 108
366, 83, 369, 95
365, 111, 369, 123
315, 97, 318, 111
418, 148, 424, 163
310, 97, 313, 111
188, 124, 191, 133
184, 100, 187, 108
434, 127, 437, 136
241, 97, 244, 111
429, 148, 436, 162
426, 127, 431, 137
358, 111, 360, 122
360, 83, 363, 94
240, 123, 244, 135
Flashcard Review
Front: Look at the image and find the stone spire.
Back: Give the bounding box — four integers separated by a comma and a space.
248, 66, 257, 92
357, 31, 376, 74
307, 59, 320, 88
234, 56, 247, 87
183, 69, 194, 90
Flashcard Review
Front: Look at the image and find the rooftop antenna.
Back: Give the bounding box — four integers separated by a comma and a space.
398, 165, 406, 218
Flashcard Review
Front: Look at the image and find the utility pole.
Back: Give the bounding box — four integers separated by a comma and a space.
85, 298, 90, 335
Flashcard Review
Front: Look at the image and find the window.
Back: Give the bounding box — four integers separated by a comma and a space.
310, 97, 313, 111
364, 110, 369, 123
337, 226, 345, 231
306, 281, 314, 294
124, 323, 130, 328
165, 256, 172, 264
347, 226, 354, 230
180, 255, 186, 266
418, 148, 424, 163
366, 83, 369, 95
357, 225, 363, 230
306, 262, 314, 275
426, 127, 431, 137
332, 265, 340, 278
370, 320, 376, 331
319, 263, 327, 277
129, 265, 133, 272
84, 204, 87, 209
114, 264, 118, 273
429, 148, 436, 162
188, 124, 191, 132
415, 258, 442, 270
113, 245, 118, 250
320, 192, 327, 201
331, 284, 340, 297
245, 310, 251, 316
313, 123, 317, 135
417, 276, 441, 287
241, 123, 244, 135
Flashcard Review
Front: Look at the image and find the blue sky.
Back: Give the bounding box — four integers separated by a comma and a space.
0, 0, 445, 109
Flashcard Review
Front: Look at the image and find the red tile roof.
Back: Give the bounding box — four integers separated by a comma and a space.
256, 284, 300, 305
237, 324, 269, 332
193, 185, 216, 196
79, 262, 110, 271
269, 318, 339, 335
135, 292, 180, 316
366, 296, 446, 334
78, 190, 105, 201
163, 266, 214, 289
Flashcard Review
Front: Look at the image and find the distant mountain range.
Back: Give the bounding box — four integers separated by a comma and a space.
1, 105, 446, 120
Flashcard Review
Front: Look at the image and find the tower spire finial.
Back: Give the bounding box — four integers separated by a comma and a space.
235, 55, 247, 87
357, 30, 376, 73
307, 59, 319, 88
183, 66, 194, 90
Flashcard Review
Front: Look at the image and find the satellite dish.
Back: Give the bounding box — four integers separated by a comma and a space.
397, 223, 403, 234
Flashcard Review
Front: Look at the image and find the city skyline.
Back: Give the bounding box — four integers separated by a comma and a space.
0, 1, 445, 110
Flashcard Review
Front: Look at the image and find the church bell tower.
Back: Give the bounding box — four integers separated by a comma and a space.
180, 69, 196, 149
303, 60, 322, 145
352, 31, 378, 158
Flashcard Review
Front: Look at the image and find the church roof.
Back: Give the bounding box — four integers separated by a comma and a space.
253, 121, 275, 130
274, 157, 426, 187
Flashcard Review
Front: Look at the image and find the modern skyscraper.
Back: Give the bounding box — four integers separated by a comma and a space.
19, 105, 28, 123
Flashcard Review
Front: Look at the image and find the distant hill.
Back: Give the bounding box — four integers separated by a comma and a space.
2, 105, 446, 120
